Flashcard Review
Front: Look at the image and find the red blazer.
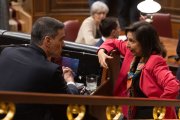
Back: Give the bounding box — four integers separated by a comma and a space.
100, 39, 180, 119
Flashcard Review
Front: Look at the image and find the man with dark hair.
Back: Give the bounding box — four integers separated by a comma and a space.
0, 17, 78, 120
95, 17, 120, 46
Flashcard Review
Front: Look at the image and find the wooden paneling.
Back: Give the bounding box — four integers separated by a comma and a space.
156, 0, 180, 19
50, 0, 88, 11
172, 20, 180, 39
156, 0, 180, 38
30, 0, 180, 38
32, 0, 89, 23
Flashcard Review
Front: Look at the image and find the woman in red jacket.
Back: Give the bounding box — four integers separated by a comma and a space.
97, 21, 179, 119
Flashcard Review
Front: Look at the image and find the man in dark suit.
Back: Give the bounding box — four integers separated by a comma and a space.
0, 17, 78, 120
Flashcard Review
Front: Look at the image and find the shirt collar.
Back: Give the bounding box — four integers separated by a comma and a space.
101, 36, 106, 41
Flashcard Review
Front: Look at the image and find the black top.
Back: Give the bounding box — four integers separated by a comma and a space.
129, 63, 153, 119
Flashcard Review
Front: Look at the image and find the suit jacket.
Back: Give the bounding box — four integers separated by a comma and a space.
177, 68, 180, 80
75, 16, 100, 45
95, 37, 104, 47
0, 44, 79, 120
99, 39, 180, 119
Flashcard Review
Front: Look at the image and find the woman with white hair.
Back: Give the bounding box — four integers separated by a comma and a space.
75, 1, 109, 45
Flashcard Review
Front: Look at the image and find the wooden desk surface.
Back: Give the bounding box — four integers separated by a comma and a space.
160, 37, 180, 68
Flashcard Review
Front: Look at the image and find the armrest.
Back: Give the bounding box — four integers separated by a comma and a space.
168, 55, 180, 61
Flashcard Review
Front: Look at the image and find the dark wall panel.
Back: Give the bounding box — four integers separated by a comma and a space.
32, 0, 89, 23
31, 0, 180, 38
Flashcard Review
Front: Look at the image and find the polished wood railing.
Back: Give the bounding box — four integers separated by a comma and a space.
0, 90, 180, 120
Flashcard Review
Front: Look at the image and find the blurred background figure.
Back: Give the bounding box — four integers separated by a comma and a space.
0, 0, 9, 30
75, 1, 109, 45
96, 17, 120, 46
88, 0, 118, 18
117, 0, 143, 30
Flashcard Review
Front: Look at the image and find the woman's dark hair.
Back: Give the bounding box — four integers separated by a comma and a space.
31, 17, 64, 45
125, 21, 167, 60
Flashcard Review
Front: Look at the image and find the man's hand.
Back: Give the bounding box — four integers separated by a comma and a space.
97, 49, 113, 69
62, 66, 74, 83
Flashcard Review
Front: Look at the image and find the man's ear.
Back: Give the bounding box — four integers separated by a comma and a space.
111, 29, 116, 37
43, 36, 51, 48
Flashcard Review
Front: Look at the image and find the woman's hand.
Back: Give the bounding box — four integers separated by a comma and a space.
98, 49, 113, 69
62, 66, 74, 82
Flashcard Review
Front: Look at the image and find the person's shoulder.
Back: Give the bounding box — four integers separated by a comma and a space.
149, 55, 165, 61
1, 46, 24, 54
146, 55, 166, 68
3, 47, 15, 51
86, 16, 94, 21
82, 16, 94, 24
95, 38, 104, 46
106, 38, 126, 43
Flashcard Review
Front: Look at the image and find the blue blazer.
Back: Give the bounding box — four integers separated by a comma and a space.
95, 38, 104, 47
